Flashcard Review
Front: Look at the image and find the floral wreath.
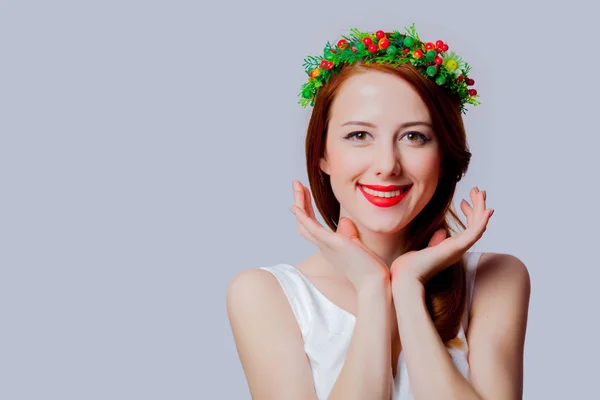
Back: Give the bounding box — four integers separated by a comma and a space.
298, 24, 480, 114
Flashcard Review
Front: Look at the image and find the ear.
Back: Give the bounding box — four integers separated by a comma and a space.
320, 156, 331, 175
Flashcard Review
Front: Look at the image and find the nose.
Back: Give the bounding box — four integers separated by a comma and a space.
374, 144, 401, 178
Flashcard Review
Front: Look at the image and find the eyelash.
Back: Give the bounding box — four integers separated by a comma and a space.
343, 131, 431, 144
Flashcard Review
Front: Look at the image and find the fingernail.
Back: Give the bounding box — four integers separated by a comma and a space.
490, 209, 495, 217
289, 206, 296, 215
475, 186, 479, 192
483, 190, 486, 200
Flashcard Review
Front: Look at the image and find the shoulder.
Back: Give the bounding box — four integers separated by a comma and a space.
472, 252, 531, 302
226, 268, 291, 319
226, 268, 317, 399
467, 252, 531, 345
226, 267, 307, 343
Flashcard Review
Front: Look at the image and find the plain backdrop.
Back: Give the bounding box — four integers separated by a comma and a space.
1, 0, 598, 399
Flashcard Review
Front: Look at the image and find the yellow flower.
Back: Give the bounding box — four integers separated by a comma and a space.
441, 51, 466, 77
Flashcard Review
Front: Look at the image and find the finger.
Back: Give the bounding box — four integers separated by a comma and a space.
293, 180, 304, 210
482, 208, 494, 228
460, 199, 474, 226
292, 181, 311, 240
470, 186, 485, 216
337, 217, 359, 240
336, 217, 383, 259
291, 205, 335, 249
468, 187, 478, 214
427, 229, 447, 247
290, 205, 319, 245
302, 185, 317, 220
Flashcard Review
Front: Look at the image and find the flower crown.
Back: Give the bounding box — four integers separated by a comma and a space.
298, 24, 480, 114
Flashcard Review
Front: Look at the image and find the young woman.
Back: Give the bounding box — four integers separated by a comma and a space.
227, 26, 530, 400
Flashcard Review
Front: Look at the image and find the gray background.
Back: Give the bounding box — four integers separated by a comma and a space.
1, 0, 598, 399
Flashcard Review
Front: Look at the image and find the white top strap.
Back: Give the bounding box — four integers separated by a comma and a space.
259, 264, 314, 340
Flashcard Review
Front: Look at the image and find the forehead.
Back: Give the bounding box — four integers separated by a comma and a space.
329, 69, 431, 125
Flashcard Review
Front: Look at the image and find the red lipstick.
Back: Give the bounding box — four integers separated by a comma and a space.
358, 183, 412, 208
359, 183, 411, 191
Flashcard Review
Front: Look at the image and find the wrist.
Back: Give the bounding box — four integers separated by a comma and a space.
356, 274, 392, 298
391, 269, 424, 298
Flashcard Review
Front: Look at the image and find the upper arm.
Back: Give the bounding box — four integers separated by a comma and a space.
466, 253, 531, 400
226, 268, 318, 400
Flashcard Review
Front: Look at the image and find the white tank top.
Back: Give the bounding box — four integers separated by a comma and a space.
260, 251, 483, 400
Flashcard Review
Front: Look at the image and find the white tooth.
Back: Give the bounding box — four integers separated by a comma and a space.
362, 186, 402, 197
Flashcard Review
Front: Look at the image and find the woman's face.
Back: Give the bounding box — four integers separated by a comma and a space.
320, 69, 442, 233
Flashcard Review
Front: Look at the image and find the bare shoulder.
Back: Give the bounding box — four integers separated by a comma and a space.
226, 268, 317, 400
226, 268, 284, 308
466, 254, 531, 398
473, 252, 531, 299
470, 252, 531, 318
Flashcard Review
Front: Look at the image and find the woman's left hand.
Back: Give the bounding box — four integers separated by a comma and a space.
390, 186, 494, 286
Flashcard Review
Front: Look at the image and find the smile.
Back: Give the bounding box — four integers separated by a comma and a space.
358, 183, 412, 208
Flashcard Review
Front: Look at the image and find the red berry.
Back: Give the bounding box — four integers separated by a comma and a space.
468, 89, 477, 96
363, 37, 372, 45
435, 40, 444, 49
351, 46, 357, 52
456, 75, 464, 82
337, 39, 348, 50
320, 60, 328, 68
466, 78, 475, 86
375, 30, 385, 39
402, 48, 410, 53
425, 42, 435, 51
378, 37, 390, 50
368, 43, 378, 53
434, 56, 443, 65
413, 49, 424, 59
441, 43, 449, 52
327, 61, 335, 70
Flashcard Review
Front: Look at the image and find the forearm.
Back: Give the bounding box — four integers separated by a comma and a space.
328, 277, 393, 400
393, 273, 482, 400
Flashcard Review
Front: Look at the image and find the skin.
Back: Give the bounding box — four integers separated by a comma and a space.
227, 69, 530, 399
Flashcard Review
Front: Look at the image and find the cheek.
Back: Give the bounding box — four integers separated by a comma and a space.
404, 151, 441, 179
329, 149, 364, 176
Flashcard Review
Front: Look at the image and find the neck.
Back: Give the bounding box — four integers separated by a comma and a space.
314, 218, 409, 278
350, 222, 407, 267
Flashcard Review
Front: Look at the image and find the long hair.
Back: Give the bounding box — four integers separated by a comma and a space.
304, 60, 472, 346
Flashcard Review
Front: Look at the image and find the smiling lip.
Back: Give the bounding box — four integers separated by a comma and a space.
359, 183, 412, 191
358, 183, 412, 208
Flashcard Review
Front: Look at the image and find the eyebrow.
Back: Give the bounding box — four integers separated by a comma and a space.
341, 120, 433, 129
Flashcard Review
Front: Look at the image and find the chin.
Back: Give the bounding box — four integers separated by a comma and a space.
355, 214, 408, 234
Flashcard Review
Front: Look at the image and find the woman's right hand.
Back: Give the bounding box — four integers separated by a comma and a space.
290, 180, 390, 292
